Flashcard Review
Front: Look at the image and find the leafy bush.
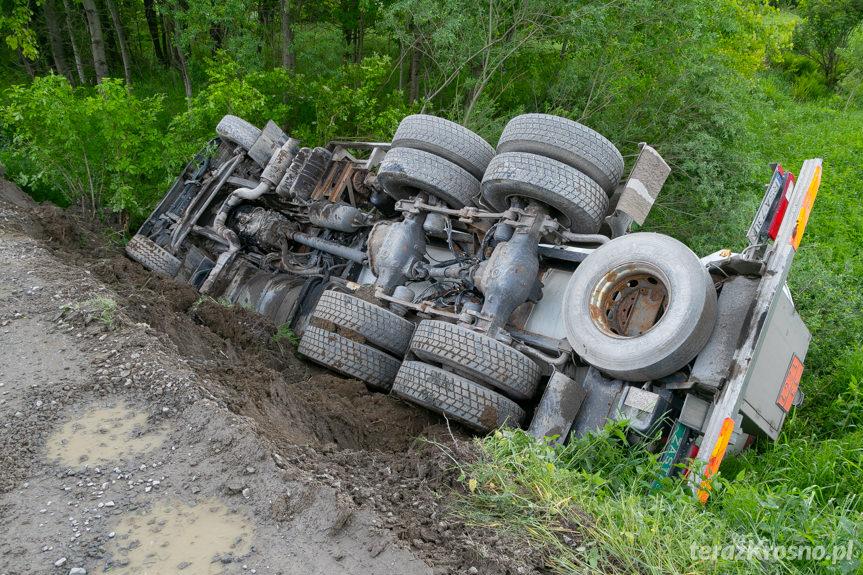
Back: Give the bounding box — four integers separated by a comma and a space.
792, 72, 831, 99
1, 75, 178, 226
299, 54, 416, 144
773, 52, 832, 99
293, 23, 348, 78
169, 51, 414, 153
792, 0, 863, 86
1, 52, 415, 229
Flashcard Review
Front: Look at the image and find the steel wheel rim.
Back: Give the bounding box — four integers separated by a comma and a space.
588, 262, 670, 338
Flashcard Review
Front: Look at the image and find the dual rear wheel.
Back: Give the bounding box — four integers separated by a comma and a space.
391, 320, 540, 433
297, 290, 413, 391
298, 291, 540, 434
481, 114, 623, 233
377, 114, 494, 208
376, 113, 623, 235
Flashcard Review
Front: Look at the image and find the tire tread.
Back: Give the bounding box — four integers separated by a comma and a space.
482, 152, 608, 233
313, 291, 415, 356
497, 113, 624, 192
298, 325, 400, 391
125, 234, 181, 277
215, 114, 262, 151
392, 361, 525, 433
392, 114, 495, 179
378, 147, 480, 208
410, 320, 540, 400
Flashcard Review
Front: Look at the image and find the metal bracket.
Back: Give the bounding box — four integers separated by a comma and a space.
247, 120, 289, 167
604, 143, 670, 237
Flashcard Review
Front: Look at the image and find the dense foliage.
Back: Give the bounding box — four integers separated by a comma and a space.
1, 76, 173, 223
1, 0, 863, 572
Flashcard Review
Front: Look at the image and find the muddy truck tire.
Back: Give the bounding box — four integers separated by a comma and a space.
391, 114, 496, 180
392, 361, 525, 433
481, 152, 608, 233
299, 325, 401, 391
125, 234, 181, 277
409, 320, 540, 400
216, 114, 262, 151
378, 147, 480, 208
496, 113, 624, 193
563, 232, 718, 381
312, 290, 415, 356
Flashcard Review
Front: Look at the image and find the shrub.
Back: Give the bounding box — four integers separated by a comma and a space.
1, 75, 178, 227
168, 51, 415, 153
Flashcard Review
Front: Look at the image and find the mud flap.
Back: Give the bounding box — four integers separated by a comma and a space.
248, 120, 289, 167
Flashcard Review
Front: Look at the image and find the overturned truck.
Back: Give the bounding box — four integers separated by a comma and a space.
127, 113, 821, 496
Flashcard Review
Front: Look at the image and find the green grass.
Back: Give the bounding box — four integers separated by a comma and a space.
739, 73, 863, 432
60, 295, 118, 329
272, 323, 301, 358
456, 429, 861, 574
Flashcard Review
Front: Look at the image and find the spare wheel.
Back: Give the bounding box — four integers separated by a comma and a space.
562, 232, 717, 381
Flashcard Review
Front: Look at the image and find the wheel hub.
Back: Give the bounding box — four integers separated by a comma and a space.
589, 265, 668, 338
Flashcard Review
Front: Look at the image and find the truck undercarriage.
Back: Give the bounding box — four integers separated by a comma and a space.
127, 113, 821, 497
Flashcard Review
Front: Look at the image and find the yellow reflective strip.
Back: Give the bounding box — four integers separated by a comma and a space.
790, 165, 821, 250
697, 418, 735, 503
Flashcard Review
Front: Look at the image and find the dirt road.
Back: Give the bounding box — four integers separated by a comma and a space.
0, 181, 543, 575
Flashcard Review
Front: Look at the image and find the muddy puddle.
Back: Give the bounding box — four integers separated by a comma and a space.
46, 404, 167, 467
109, 499, 253, 574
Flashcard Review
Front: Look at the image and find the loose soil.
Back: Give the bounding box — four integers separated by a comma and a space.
0, 179, 547, 575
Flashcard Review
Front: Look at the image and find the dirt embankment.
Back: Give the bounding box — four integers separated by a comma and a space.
0, 181, 547, 575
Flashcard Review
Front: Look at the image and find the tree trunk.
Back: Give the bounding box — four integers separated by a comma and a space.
81, 0, 109, 82
104, 0, 132, 86
163, 16, 175, 67
409, 39, 420, 104
398, 39, 405, 92
142, 0, 167, 66
280, 0, 295, 70
43, 0, 74, 84
62, 0, 88, 84
356, 10, 364, 64
18, 50, 35, 78
174, 26, 193, 111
